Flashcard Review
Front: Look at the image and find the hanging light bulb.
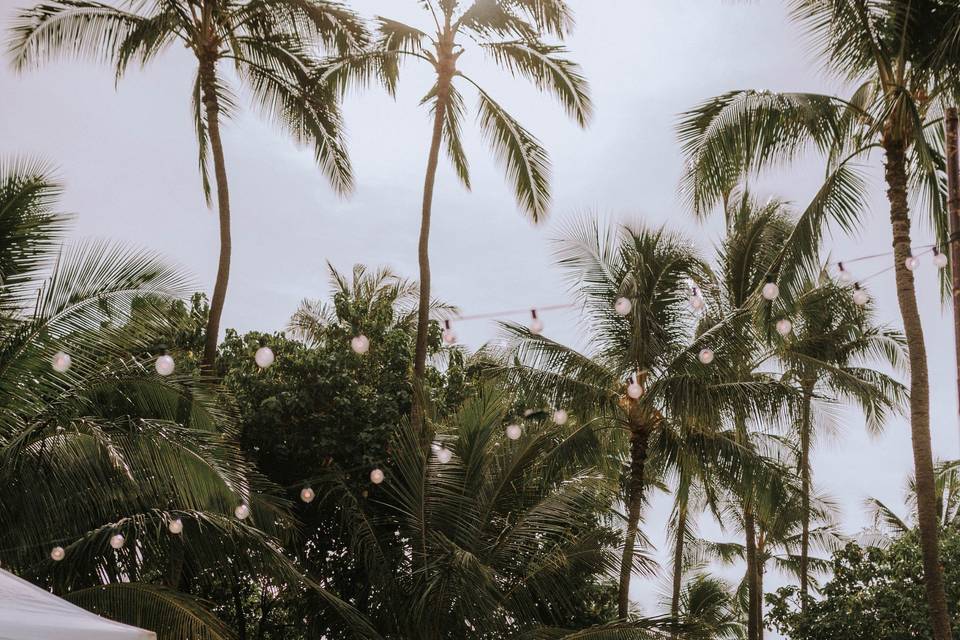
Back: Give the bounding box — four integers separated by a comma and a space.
109, 534, 125, 550
350, 334, 370, 354
904, 255, 919, 271
627, 376, 643, 399
234, 504, 251, 520
837, 262, 853, 284
553, 409, 569, 425
255, 346, 275, 369
155, 354, 175, 377
933, 247, 949, 269
300, 487, 316, 503
51, 351, 72, 373
50, 546, 65, 561
370, 468, 385, 484
853, 285, 869, 306
529, 310, 544, 335
775, 319, 793, 336
689, 287, 705, 311
761, 280, 780, 301
614, 297, 633, 316
698, 348, 715, 365
168, 519, 183, 535
442, 320, 457, 345
436, 447, 453, 464
505, 424, 523, 440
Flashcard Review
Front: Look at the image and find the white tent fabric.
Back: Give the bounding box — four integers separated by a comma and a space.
0, 568, 156, 640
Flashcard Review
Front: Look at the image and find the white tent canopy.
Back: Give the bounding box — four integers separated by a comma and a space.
0, 568, 156, 640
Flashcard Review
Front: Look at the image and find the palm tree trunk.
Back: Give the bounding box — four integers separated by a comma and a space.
744, 508, 759, 640
618, 419, 650, 619
756, 548, 765, 640
944, 108, 960, 436
670, 502, 687, 629
884, 135, 953, 640
199, 56, 232, 372
799, 384, 813, 607
411, 65, 453, 430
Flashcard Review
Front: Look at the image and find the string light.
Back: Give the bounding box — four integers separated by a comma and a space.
934, 248, 949, 269
155, 354, 175, 377
837, 262, 853, 284
234, 504, 251, 520
904, 255, 919, 271
50, 546, 65, 561
300, 487, 315, 503
529, 310, 544, 335
553, 409, 569, 425
370, 468, 385, 484
615, 297, 633, 315
689, 287, 705, 311
853, 284, 869, 306
505, 424, 523, 440
51, 351, 71, 373
255, 346, 275, 369
442, 320, 457, 345
762, 281, 780, 301
109, 534, 125, 549
776, 319, 793, 336
168, 519, 183, 535
627, 375, 642, 399
351, 335, 370, 354
698, 348, 715, 365
436, 447, 452, 464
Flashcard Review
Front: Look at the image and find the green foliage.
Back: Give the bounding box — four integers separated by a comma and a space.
767, 529, 960, 640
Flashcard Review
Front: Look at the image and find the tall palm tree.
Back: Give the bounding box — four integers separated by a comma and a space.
312, 382, 673, 639
0, 157, 299, 639
8, 0, 368, 369
678, 4, 960, 635
504, 217, 785, 619
777, 276, 907, 603
325, 0, 591, 417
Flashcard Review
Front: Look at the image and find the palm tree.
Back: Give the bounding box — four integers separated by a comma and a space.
325, 0, 591, 417
867, 459, 960, 541
678, 4, 960, 635
777, 276, 907, 603
8, 0, 368, 369
0, 157, 300, 639
671, 575, 745, 640
311, 382, 673, 639
504, 217, 785, 619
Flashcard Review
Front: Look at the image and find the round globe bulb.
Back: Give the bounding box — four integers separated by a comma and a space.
905, 256, 919, 271
529, 318, 544, 335
52, 351, 72, 373
699, 348, 715, 365
168, 519, 183, 535
776, 319, 793, 336
689, 295, 705, 311
300, 487, 316, 503
436, 447, 453, 464
370, 468, 385, 484
255, 346, 275, 369
442, 329, 457, 345
627, 382, 642, 399
109, 534, 125, 550
155, 355, 175, 377
761, 282, 780, 301
234, 504, 251, 520
853, 289, 869, 306
505, 424, 523, 440
838, 269, 853, 284
50, 546, 65, 561
614, 297, 633, 316
553, 409, 569, 425
351, 335, 370, 354
934, 253, 949, 269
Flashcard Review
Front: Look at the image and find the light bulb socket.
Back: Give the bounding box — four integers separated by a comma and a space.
530, 309, 538, 320
444, 320, 451, 330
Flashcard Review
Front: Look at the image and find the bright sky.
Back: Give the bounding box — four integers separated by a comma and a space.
2, 0, 958, 629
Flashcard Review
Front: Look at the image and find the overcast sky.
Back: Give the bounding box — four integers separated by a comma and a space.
2, 0, 958, 627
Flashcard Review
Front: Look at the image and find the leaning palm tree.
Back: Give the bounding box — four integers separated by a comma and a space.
0, 157, 302, 639
678, 4, 960, 635
313, 382, 675, 639
7, 0, 368, 369
324, 0, 591, 415
504, 217, 786, 619
777, 276, 907, 603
